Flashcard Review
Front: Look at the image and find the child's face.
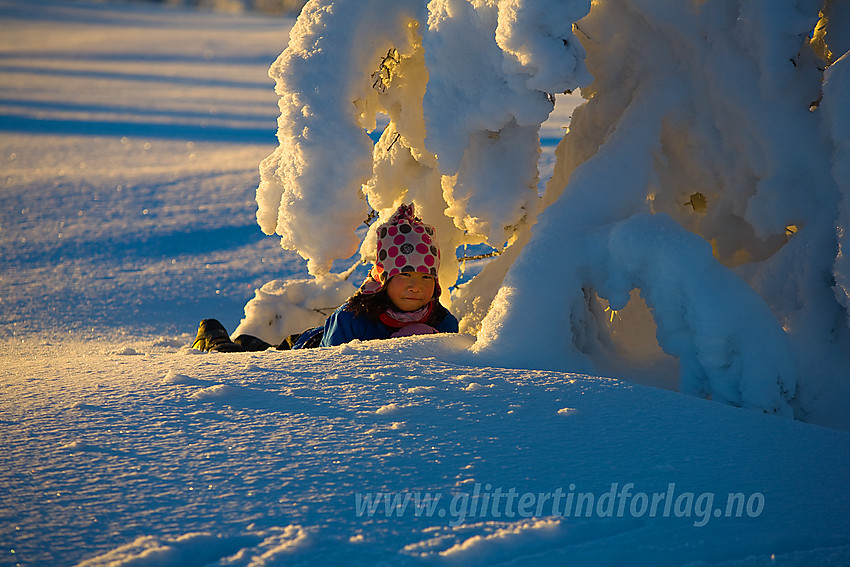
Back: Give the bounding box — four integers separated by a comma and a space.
385, 272, 436, 312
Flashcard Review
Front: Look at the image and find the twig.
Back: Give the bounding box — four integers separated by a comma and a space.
386, 132, 401, 152
459, 251, 501, 262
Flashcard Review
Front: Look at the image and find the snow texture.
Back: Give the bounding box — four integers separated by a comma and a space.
4, 335, 850, 566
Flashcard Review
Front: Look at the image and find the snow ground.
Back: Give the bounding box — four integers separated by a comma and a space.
1, 1, 848, 566
0, 0, 301, 339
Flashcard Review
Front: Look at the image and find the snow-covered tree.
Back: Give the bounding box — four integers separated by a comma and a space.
240, 0, 850, 426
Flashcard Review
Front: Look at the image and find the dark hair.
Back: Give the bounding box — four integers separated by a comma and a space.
344, 286, 449, 326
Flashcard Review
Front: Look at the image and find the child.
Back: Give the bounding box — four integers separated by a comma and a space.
192, 203, 459, 352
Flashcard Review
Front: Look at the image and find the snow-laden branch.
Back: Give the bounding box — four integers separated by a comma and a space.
256, 0, 590, 275
257, 0, 427, 274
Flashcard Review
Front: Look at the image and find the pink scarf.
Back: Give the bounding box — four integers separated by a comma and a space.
379, 301, 434, 329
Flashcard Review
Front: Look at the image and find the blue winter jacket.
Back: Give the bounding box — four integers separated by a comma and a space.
292, 303, 459, 348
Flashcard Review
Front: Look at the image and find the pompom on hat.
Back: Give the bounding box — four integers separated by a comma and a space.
359, 203, 441, 295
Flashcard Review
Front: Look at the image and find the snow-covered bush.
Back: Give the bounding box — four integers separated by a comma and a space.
475, 0, 849, 421
243, 0, 850, 423
232, 273, 355, 344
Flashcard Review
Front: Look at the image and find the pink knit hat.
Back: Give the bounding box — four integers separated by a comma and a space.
359, 203, 441, 295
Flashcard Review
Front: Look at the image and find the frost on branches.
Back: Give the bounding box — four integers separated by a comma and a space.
245, 0, 850, 426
